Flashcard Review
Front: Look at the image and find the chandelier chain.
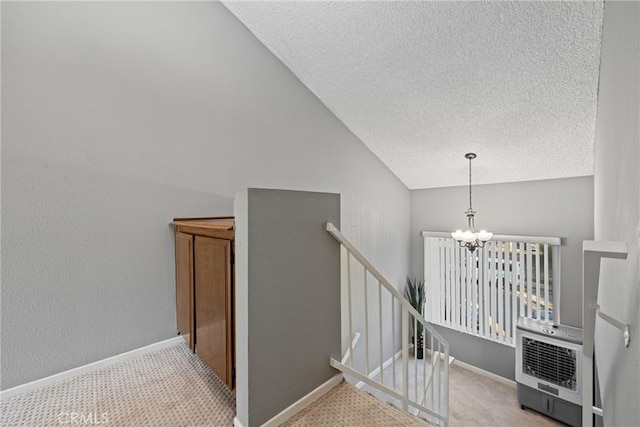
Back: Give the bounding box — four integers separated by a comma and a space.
468, 156, 473, 211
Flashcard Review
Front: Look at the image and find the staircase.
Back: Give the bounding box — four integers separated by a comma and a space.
326, 223, 450, 426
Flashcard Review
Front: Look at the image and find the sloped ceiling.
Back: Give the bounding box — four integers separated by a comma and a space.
224, 1, 604, 189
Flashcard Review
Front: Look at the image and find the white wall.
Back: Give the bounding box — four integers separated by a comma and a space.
593, 1, 640, 425
411, 176, 594, 379
0, 1, 410, 389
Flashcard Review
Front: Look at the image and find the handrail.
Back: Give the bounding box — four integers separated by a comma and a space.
594, 304, 630, 348
327, 223, 448, 345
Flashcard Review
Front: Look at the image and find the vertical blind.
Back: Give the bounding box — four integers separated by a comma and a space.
422, 232, 561, 347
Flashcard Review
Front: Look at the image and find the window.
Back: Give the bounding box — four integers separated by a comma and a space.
422, 232, 561, 347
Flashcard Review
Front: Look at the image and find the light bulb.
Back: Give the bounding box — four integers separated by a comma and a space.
477, 230, 493, 241
451, 230, 464, 240
461, 230, 477, 243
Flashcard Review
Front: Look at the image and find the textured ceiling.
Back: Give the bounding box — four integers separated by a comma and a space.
224, 1, 604, 189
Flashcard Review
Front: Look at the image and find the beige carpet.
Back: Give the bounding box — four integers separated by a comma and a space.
0, 342, 235, 426
359, 356, 563, 427
1, 341, 564, 427
282, 381, 431, 427
448, 364, 561, 427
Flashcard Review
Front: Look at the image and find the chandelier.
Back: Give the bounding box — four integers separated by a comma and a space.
451, 153, 493, 252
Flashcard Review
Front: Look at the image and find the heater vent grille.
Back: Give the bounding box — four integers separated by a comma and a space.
521, 336, 577, 391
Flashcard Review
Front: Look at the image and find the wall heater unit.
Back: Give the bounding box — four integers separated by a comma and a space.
516, 317, 583, 427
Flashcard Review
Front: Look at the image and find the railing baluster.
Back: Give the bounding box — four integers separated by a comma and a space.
347, 251, 354, 368
453, 240, 458, 331
449, 239, 454, 328
378, 281, 383, 385
444, 340, 449, 427
535, 244, 541, 320
426, 238, 433, 321
402, 306, 409, 412
392, 293, 396, 391
518, 242, 524, 323
469, 250, 474, 334
552, 245, 561, 325
435, 342, 440, 423
364, 265, 369, 376
526, 243, 533, 319
439, 239, 444, 325
471, 250, 476, 335
414, 316, 418, 402
435, 237, 440, 323
544, 244, 550, 322
482, 246, 489, 338
522, 242, 527, 319
464, 248, 469, 332
502, 242, 515, 342
489, 241, 496, 340
498, 242, 505, 343
431, 330, 435, 411
511, 243, 517, 344
459, 246, 464, 331
423, 328, 428, 413
446, 239, 451, 327
458, 244, 463, 331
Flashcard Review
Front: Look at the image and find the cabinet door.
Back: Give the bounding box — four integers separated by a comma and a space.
194, 236, 232, 387
175, 232, 194, 350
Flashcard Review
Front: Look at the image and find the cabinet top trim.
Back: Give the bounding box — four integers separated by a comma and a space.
173, 217, 235, 230
173, 217, 235, 240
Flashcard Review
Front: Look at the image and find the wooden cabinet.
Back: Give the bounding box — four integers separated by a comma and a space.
173, 217, 235, 390
175, 232, 194, 350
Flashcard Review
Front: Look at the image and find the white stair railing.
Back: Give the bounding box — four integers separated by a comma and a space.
327, 223, 449, 426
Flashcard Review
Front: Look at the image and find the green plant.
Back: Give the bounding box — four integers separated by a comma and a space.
404, 276, 426, 340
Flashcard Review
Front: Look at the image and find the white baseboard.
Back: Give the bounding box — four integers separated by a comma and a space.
353, 347, 454, 390
261, 373, 343, 426
0, 336, 184, 400
233, 417, 245, 427
453, 359, 516, 388
424, 348, 456, 365
355, 349, 403, 389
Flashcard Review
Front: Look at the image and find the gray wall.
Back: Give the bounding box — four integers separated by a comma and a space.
235, 189, 341, 427
1, 2, 410, 389
410, 176, 593, 379
593, 1, 640, 425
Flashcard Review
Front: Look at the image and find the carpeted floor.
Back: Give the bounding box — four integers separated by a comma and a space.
0, 342, 235, 426
360, 355, 561, 427
447, 363, 561, 427
282, 381, 430, 427
360, 352, 444, 419
1, 342, 563, 427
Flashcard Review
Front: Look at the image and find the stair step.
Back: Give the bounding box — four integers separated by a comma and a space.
281, 382, 432, 426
